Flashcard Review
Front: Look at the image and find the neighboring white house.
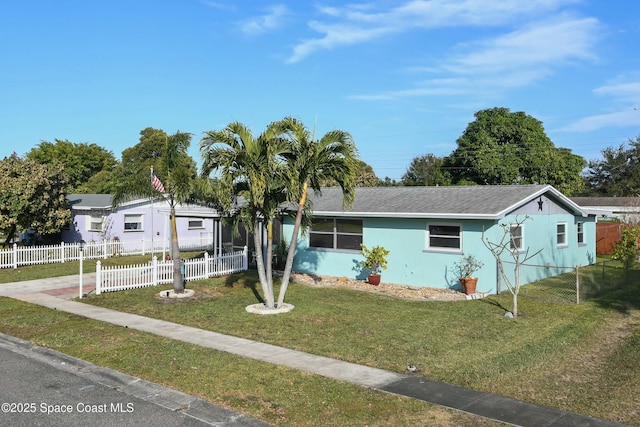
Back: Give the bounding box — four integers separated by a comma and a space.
570, 197, 640, 223
62, 194, 281, 261
62, 194, 221, 253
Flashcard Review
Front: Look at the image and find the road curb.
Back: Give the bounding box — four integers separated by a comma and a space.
0, 333, 272, 426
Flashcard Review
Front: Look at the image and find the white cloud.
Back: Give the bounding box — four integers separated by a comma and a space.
350, 78, 470, 100
444, 17, 598, 75
594, 82, 640, 103
562, 74, 640, 131
287, 0, 580, 62
240, 4, 288, 36
288, 21, 394, 63
200, 1, 235, 12
349, 16, 599, 101
561, 109, 640, 132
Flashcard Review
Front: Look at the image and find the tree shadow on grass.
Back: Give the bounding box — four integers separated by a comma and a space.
593, 281, 640, 314
583, 265, 640, 313
480, 297, 511, 314
223, 272, 264, 304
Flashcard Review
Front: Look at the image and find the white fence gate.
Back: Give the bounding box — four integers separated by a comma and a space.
95, 247, 248, 294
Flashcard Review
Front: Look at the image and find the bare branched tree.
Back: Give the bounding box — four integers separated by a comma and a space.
481, 216, 542, 318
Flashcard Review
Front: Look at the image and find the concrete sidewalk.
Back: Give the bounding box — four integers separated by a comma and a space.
0, 275, 631, 427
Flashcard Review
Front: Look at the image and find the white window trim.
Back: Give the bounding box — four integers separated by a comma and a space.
557, 222, 568, 247
426, 223, 463, 253
124, 213, 144, 232
510, 223, 524, 252
577, 222, 585, 245
88, 215, 103, 233
188, 219, 204, 230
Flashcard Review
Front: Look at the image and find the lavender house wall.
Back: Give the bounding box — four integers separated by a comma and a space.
62, 195, 217, 249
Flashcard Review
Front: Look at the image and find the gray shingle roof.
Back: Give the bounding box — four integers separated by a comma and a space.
306, 185, 578, 219
571, 197, 640, 207
68, 194, 113, 209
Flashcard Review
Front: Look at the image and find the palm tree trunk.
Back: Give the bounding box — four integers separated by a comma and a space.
277, 181, 307, 306
253, 219, 274, 308
170, 205, 184, 293
266, 220, 274, 305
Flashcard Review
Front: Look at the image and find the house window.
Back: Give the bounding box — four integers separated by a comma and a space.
124, 214, 143, 231
577, 222, 584, 244
88, 215, 103, 232
557, 222, 567, 246
309, 218, 362, 250
510, 224, 523, 251
427, 224, 461, 251
188, 219, 204, 229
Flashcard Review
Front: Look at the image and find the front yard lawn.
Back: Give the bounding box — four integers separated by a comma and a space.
1, 258, 639, 426
77, 270, 640, 426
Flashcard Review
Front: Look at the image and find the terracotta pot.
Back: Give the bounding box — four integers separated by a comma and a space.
459, 277, 478, 295
368, 274, 381, 286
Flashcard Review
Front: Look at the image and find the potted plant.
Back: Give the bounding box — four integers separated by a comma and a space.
453, 255, 484, 294
359, 244, 390, 286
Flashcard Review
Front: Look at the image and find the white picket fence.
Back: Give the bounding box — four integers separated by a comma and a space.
0, 237, 215, 270
95, 247, 248, 294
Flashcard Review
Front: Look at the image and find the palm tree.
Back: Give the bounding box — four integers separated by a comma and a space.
276, 117, 359, 307
162, 132, 197, 294
113, 130, 196, 294
200, 121, 290, 309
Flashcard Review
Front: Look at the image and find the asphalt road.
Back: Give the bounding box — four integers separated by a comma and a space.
0, 334, 271, 427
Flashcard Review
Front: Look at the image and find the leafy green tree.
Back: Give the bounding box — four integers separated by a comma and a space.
276, 117, 359, 307
26, 139, 117, 193
0, 155, 71, 246
444, 107, 586, 194
402, 153, 450, 186
322, 160, 379, 187
583, 135, 640, 196
611, 224, 640, 270
355, 160, 381, 186
75, 170, 118, 194
380, 176, 401, 186
112, 128, 197, 294
120, 127, 167, 169
201, 120, 291, 309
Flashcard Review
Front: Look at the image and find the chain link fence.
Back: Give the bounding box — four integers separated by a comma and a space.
499, 260, 640, 304
576, 260, 640, 303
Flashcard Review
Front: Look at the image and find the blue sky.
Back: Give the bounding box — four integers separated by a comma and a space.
1, 1, 639, 181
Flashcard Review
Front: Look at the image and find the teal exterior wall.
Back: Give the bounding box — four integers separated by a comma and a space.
284, 200, 597, 294
488, 212, 596, 291
285, 217, 499, 293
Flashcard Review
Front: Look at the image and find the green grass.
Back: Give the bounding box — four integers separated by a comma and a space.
1, 259, 639, 426
0, 297, 500, 427
87, 276, 599, 380
505, 258, 640, 304
78, 271, 640, 426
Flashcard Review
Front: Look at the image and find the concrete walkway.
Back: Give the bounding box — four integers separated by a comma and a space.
0, 274, 631, 427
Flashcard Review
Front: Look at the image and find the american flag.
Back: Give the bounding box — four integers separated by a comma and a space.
151, 172, 165, 193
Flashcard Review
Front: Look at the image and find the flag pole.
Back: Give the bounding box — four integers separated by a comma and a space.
151, 167, 167, 260
150, 166, 155, 260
